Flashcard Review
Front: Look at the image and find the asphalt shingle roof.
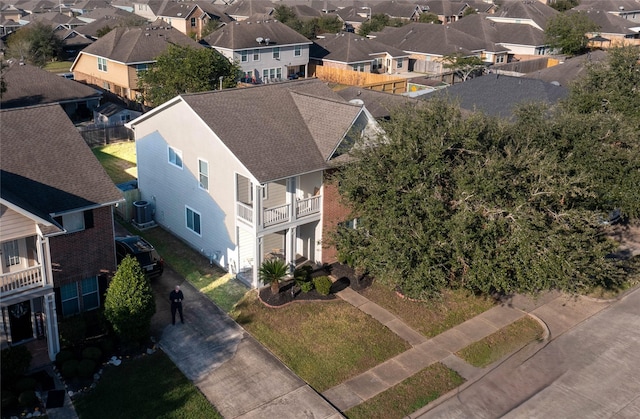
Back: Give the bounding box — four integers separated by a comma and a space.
525, 49, 607, 86
451, 13, 545, 47
0, 104, 123, 232
203, 18, 311, 50
311, 32, 408, 63
490, 0, 559, 29
337, 86, 417, 119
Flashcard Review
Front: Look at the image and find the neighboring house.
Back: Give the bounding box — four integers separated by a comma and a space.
525, 49, 607, 86
0, 16, 22, 36
578, 9, 640, 47
126, 79, 380, 288
423, 73, 567, 118
422, 0, 471, 23
311, 31, 410, 74
574, 0, 640, 23
1, 61, 102, 121
22, 11, 87, 30
155, 2, 231, 40
0, 104, 123, 362
76, 6, 140, 24
93, 101, 142, 125
224, 0, 274, 21
334, 6, 368, 32
336, 86, 417, 119
70, 22, 202, 102
372, 1, 423, 21
486, 0, 558, 31
203, 18, 312, 82
69, 0, 113, 15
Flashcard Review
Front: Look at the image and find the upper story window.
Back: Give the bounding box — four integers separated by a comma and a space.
168, 146, 183, 169
241, 50, 248, 62
198, 158, 209, 191
60, 282, 80, 316
135, 63, 148, 73
253, 49, 260, 61
54, 210, 94, 234
272, 47, 280, 59
186, 206, 201, 235
294, 45, 302, 57
98, 57, 107, 72
3, 240, 20, 267
190, 17, 196, 27
397, 58, 403, 69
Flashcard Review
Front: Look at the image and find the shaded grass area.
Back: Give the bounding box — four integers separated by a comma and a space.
232, 292, 411, 392
456, 316, 544, 368
44, 61, 72, 73
92, 142, 137, 184
360, 282, 496, 337
345, 363, 464, 419
74, 351, 221, 419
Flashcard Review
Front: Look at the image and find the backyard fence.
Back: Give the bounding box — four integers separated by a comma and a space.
78, 123, 133, 147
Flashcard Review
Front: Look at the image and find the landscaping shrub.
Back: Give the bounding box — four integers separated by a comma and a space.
99, 338, 115, 356
313, 276, 332, 295
1, 390, 17, 410
78, 359, 97, 379
295, 266, 314, 292
55, 349, 75, 368
300, 281, 314, 293
58, 315, 87, 348
82, 346, 102, 362
1, 346, 32, 384
61, 359, 80, 379
18, 390, 37, 407
15, 377, 36, 393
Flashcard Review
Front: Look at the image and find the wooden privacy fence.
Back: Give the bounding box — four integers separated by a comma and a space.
312, 65, 407, 93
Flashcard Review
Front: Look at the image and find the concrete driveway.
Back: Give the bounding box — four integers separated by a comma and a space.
417, 287, 640, 418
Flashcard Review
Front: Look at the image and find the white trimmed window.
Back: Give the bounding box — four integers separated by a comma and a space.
98, 57, 107, 72
54, 210, 93, 233
294, 45, 302, 56
241, 50, 248, 62
60, 283, 80, 316
198, 158, 209, 191
272, 47, 280, 59
3, 240, 20, 267
82, 277, 99, 311
262, 67, 282, 81
168, 146, 183, 168
397, 58, 403, 69
352, 63, 365, 72
186, 207, 201, 235
191, 17, 196, 27
253, 49, 260, 61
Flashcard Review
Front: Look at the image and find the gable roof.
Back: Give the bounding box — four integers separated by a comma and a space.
1, 61, 101, 109
131, 80, 363, 183
0, 104, 123, 234
451, 13, 546, 47
488, 0, 558, 30
312, 32, 409, 63
525, 49, 608, 86
423, 74, 567, 118
573, 0, 640, 14
423, 0, 469, 17
337, 86, 418, 119
224, 0, 274, 19
203, 18, 311, 50
576, 9, 640, 35
372, 1, 421, 19
75, 21, 201, 64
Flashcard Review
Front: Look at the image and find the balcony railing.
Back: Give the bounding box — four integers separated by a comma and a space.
237, 195, 322, 228
1, 266, 44, 296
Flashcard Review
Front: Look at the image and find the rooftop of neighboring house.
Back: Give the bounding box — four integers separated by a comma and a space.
156, 2, 198, 18
525, 49, 608, 86
311, 31, 409, 63
203, 17, 312, 50
191, 1, 232, 23
371, 1, 421, 19
488, 0, 558, 29
573, 0, 640, 13
74, 21, 202, 64
224, 0, 274, 19
334, 6, 368, 24
371, 22, 503, 56
422, 0, 469, 17
1, 61, 101, 109
278, 0, 340, 13
7, 0, 60, 14
69, 0, 113, 13
574, 8, 640, 35
423, 73, 568, 118
130, 79, 366, 183
79, 6, 139, 22
451, 13, 546, 47
22, 11, 86, 27
336, 85, 417, 119
288, 4, 325, 20
0, 104, 123, 234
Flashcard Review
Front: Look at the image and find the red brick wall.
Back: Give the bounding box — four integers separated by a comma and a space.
49, 206, 116, 287
321, 170, 353, 264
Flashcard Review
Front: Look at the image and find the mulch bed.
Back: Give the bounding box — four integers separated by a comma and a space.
258, 263, 374, 307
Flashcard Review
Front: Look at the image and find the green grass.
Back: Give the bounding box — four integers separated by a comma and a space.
232, 292, 411, 392
43, 61, 72, 73
360, 282, 496, 337
345, 363, 464, 419
92, 142, 137, 184
456, 316, 544, 368
73, 351, 221, 419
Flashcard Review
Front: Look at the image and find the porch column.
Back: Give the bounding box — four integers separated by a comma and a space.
43, 292, 59, 361
285, 227, 296, 272
252, 236, 262, 289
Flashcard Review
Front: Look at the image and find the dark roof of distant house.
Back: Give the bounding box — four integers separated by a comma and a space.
335, 6, 368, 24
336, 86, 417, 119
94, 101, 126, 117
23, 11, 86, 26
574, 9, 640, 35
451, 13, 546, 47
203, 18, 311, 50
372, 1, 421, 19
69, 0, 113, 12
311, 32, 408, 63
1, 61, 101, 109
80, 6, 139, 21
489, 0, 558, 29
423, 73, 568, 118
573, 0, 640, 13
422, 0, 469, 17
224, 0, 274, 19
0, 104, 123, 233
524, 49, 607, 86
76, 21, 202, 63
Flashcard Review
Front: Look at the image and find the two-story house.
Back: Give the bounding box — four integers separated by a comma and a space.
70, 22, 202, 102
155, 2, 231, 40
1, 104, 123, 362
203, 17, 312, 82
126, 79, 380, 288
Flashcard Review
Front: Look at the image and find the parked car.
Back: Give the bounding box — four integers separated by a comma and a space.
115, 236, 164, 277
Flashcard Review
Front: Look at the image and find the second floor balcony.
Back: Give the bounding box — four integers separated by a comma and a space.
237, 195, 321, 228
1, 266, 46, 298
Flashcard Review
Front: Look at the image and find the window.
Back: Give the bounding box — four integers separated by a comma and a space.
102, 81, 110, 91
186, 207, 201, 235
272, 47, 280, 59
60, 283, 79, 316
3, 240, 20, 267
82, 277, 99, 311
294, 45, 301, 56
135, 63, 148, 73
190, 17, 196, 27
495, 54, 505, 63
168, 146, 183, 168
53, 210, 93, 233
198, 159, 209, 190
241, 50, 248, 62
98, 57, 107, 72
372, 58, 382, 71
253, 49, 260, 61
352, 63, 365, 72
262, 67, 282, 81
397, 58, 403, 69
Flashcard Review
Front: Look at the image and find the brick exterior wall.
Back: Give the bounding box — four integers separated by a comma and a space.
321, 170, 353, 264
49, 206, 116, 287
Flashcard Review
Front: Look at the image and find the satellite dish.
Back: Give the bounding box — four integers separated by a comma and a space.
256, 37, 264, 43
349, 99, 364, 106
264, 38, 270, 45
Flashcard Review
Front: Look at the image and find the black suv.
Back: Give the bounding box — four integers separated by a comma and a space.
115, 236, 164, 278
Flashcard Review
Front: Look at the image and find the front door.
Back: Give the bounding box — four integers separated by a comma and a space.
8, 301, 33, 343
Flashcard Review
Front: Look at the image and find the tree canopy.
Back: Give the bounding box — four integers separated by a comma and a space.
358, 14, 406, 37
442, 53, 485, 81
5, 22, 63, 66
544, 12, 599, 56
331, 47, 640, 299
418, 13, 441, 24
274, 5, 343, 38
137, 45, 240, 107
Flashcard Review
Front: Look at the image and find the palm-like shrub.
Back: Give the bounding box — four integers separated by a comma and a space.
259, 259, 289, 295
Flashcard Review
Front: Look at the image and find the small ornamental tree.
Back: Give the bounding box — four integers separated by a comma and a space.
259, 259, 288, 294
104, 255, 156, 346
443, 52, 485, 82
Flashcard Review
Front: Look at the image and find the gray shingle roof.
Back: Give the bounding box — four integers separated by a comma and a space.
224, 0, 274, 19
336, 86, 417, 119
490, 0, 558, 29
311, 32, 408, 63
78, 22, 202, 63
203, 18, 311, 50
178, 80, 362, 183
577, 9, 640, 34
1, 61, 101, 109
0, 104, 123, 231
573, 0, 640, 13
525, 49, 608, 86
451, 13, 546, 47
372, 1, 420, 19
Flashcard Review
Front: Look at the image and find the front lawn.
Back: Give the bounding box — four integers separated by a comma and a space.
92, 142, 137, 184
44, 61, 72, 73
232, 292, 411, 392
74, 351, 221, 419
359, 282, 496, 337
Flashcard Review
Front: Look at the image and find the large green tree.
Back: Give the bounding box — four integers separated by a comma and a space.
5, 22, 64, 66
137, 45, 240, 107
544, 12, 599, 56
104, 255, 156, 346
358, 14, 406, 37
274, 5, 343, 38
